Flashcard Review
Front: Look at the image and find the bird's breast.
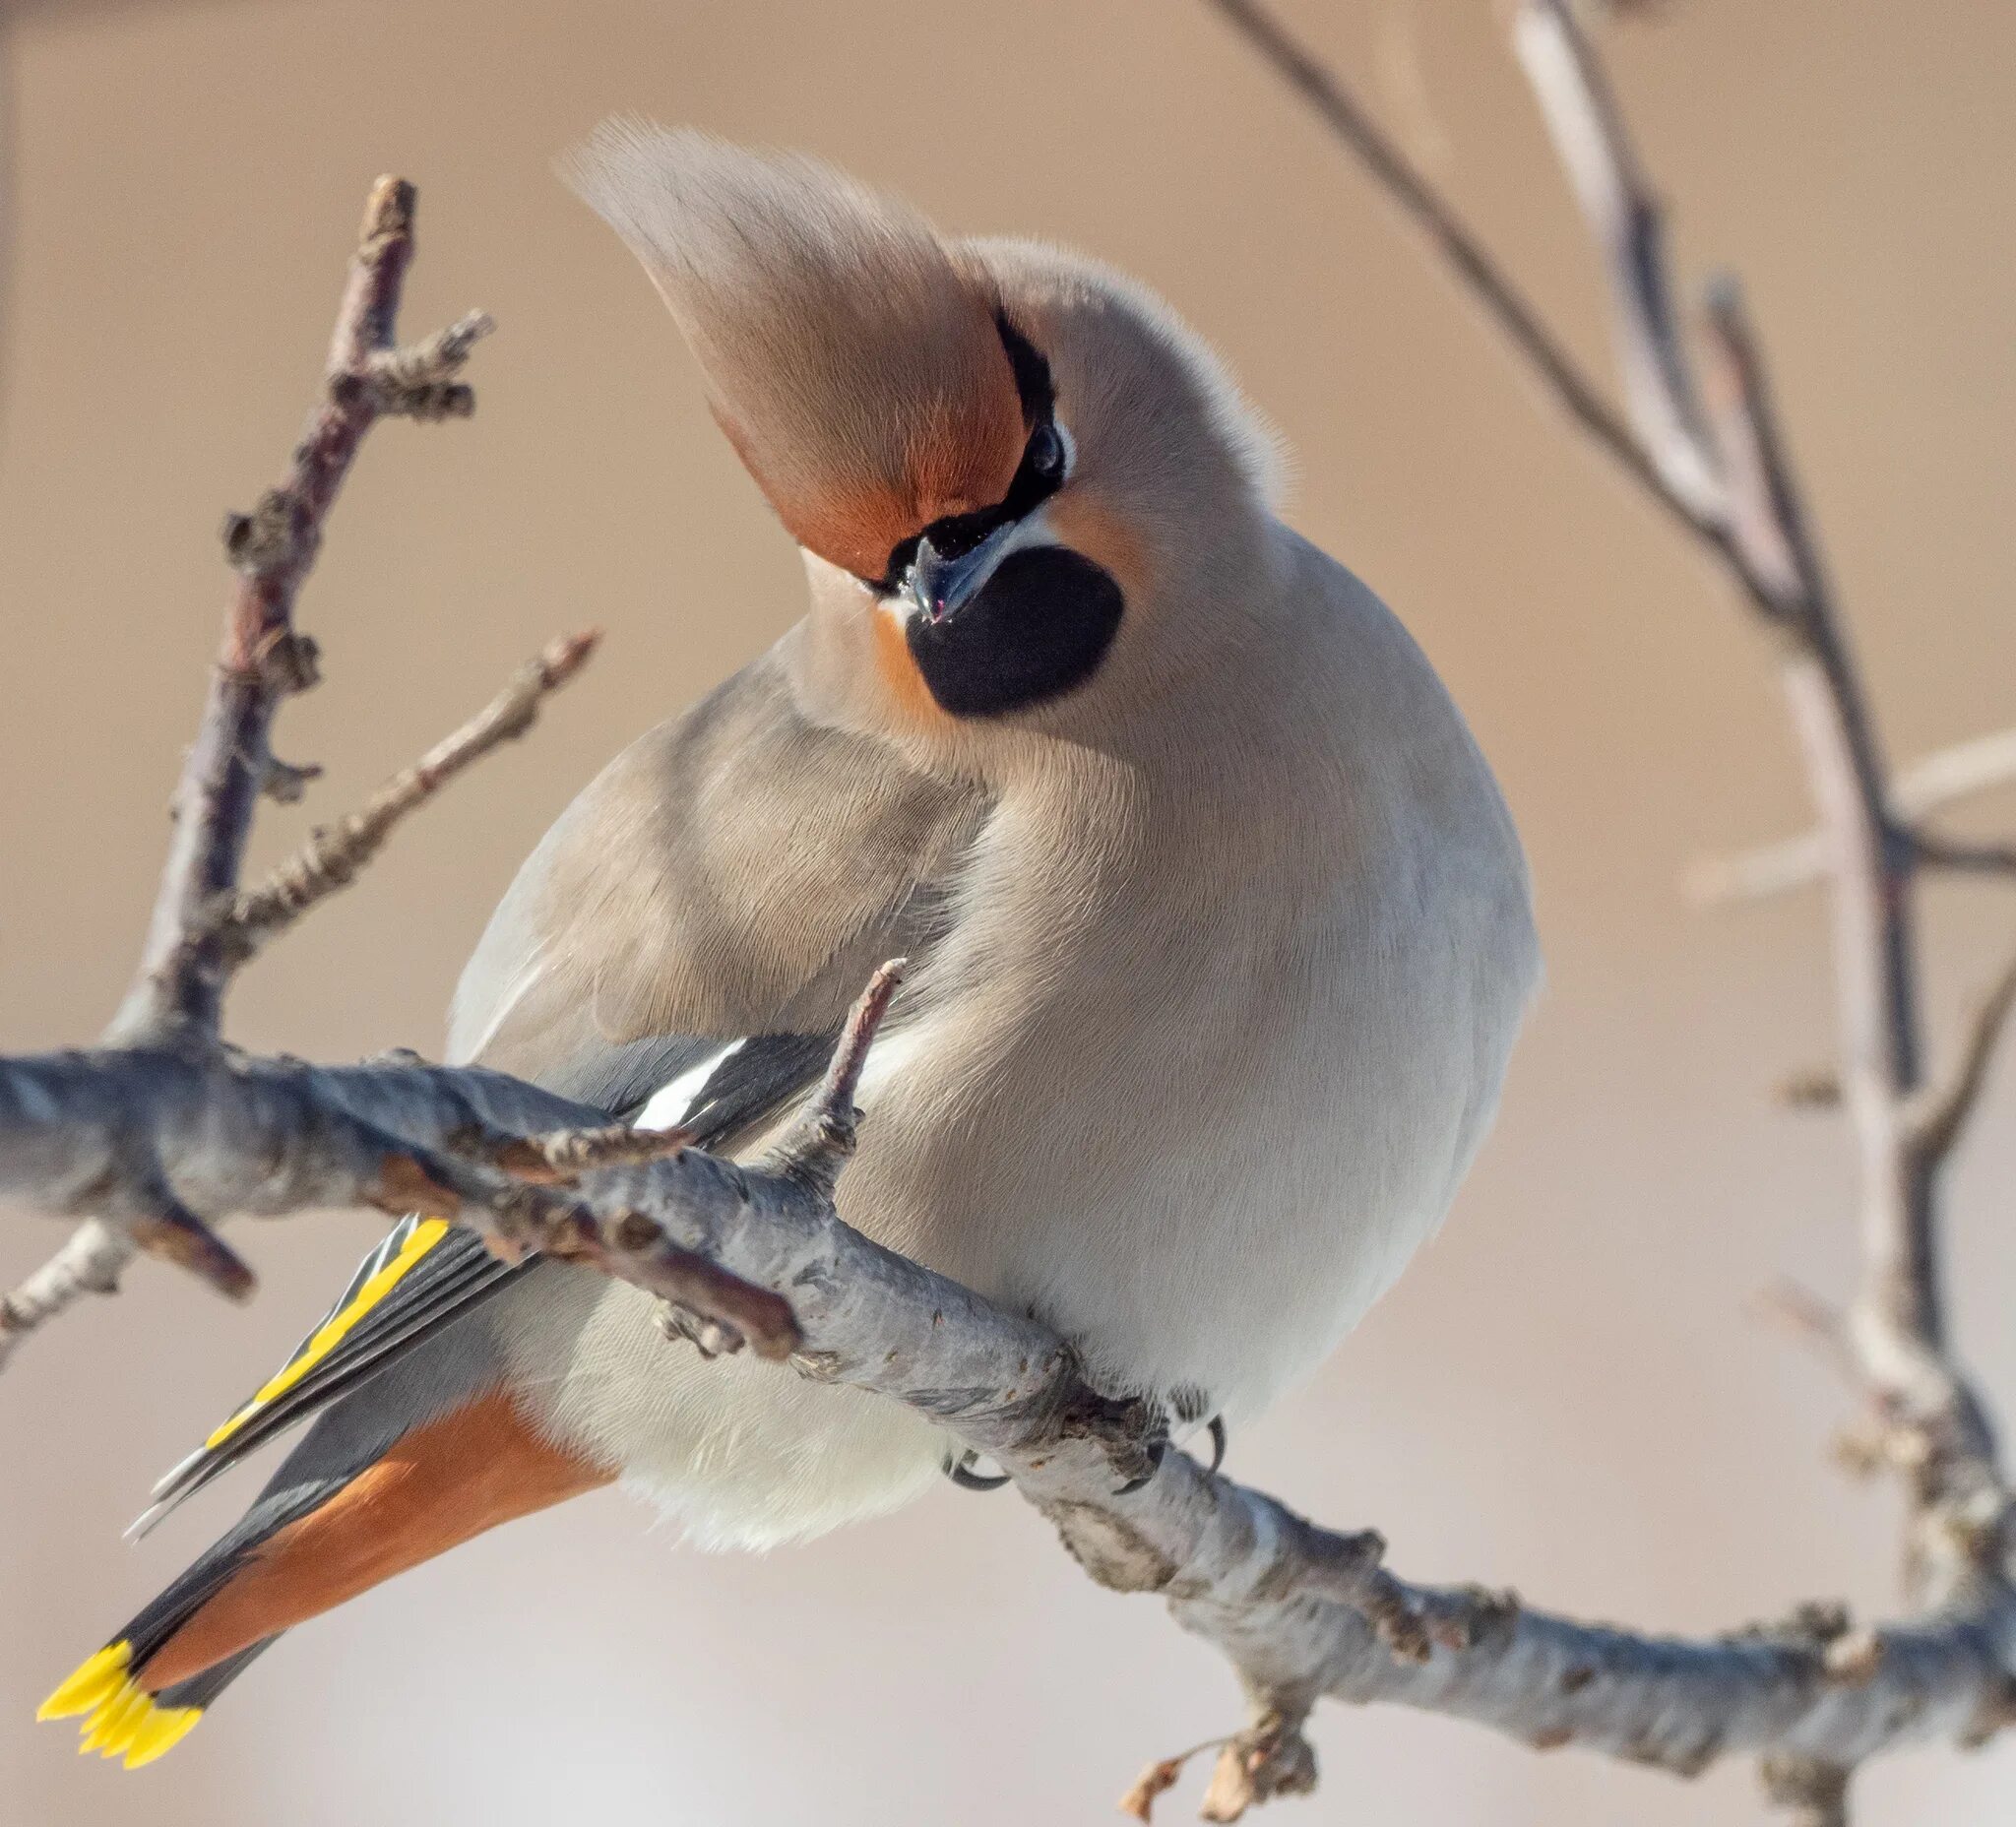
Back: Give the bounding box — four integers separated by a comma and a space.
832, 796, 1530, 1421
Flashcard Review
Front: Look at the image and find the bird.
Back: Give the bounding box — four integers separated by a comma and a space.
41, 123, 1539, 1768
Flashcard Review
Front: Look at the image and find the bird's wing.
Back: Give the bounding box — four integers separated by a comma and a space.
136, 648, 983, 1536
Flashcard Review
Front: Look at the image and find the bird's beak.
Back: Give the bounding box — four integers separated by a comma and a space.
905, 521, 1020, 623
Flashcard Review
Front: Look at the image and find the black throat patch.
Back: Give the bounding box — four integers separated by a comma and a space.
886, 312, 1125, 717
905, 545, 1124, 718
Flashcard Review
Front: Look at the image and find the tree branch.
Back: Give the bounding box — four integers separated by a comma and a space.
1510, 0, 2010, 1645
6, 1025, 2016, 1796
0, 175, 494, 1369
0, 1047, 796, 1358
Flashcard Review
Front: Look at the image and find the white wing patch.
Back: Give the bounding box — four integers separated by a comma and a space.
634, 1038, 748, 1132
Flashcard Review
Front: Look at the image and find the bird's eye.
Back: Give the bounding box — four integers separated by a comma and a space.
1028, 421, 1064, 481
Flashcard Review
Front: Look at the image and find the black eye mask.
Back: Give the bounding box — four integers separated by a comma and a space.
868, 312, 1065, 593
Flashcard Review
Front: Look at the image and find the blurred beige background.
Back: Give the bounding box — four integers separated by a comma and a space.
2, 1, 2013, 1821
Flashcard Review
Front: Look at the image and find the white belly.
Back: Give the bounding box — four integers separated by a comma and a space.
498, 907, 1524, 1552
494, 1263, 947, 1550
840, 950, 1501, 1428
499, 766, 1534, 1548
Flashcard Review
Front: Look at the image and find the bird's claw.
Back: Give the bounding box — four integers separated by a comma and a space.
1206, 1414, 1228, 1474
943, 1449, 1011, 1492
654, 1296, 739, 1358
1115, 1437, 1166, 1495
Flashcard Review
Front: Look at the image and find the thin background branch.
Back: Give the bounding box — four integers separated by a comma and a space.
1200, 0, 2016, 1815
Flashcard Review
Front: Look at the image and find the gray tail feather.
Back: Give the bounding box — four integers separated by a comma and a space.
154, 1637, 281, 1712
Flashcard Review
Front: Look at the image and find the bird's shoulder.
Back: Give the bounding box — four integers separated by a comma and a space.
447, 645, 984, 1094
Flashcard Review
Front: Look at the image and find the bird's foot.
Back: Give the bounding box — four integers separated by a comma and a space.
654, 1296, 739, 1358
1114, 1437, 1166, 1495
942, 1448, 1011, 1491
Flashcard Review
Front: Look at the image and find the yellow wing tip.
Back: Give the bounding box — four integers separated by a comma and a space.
37, 1642, 130, 1720
205, 1405, 257, 1451
203, 1215, 453, 1450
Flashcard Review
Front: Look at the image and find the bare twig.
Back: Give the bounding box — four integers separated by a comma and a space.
260, 754, 324, 804
1508, 0, 1726, 530
1693, 730, 2016, 905
1750, 1279, 1855, 1379
362, 307, 494, 418
762, 958, 907, 1195
1907, 948, 2016, 1164
0, 1224, 141, 1372
111, 174, 471, 1046
1691, 827, 2016, 907
1897, 727, 2016, 814
0, 175, 494, 1366
1687, 832, 1834, 906
1912, 832, 2016, 880
206, 630, 598, 972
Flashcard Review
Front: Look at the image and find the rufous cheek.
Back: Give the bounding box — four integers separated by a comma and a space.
1042, 491, 1152, 609
870, 598, 959, 732
716, 391, 1026, 584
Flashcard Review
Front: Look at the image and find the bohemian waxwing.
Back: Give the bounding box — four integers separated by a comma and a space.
42, 124, 1539, 1766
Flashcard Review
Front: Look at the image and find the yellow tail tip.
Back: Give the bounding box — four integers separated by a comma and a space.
78, 1684, 138, 1754
37, 1643, 131, 1721
95, 1684, 157, 1759
80, 1682, 148, 1755
123, 1704, 202, 1768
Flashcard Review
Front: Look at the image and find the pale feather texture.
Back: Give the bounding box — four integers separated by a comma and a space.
436, 153, 1542, 1549
451, 560, 1535, 1545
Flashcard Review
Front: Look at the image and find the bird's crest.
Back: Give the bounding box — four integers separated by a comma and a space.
566, 123, 1027, 580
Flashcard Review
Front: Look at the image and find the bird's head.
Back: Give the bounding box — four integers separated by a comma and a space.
567, 125, 1281, 743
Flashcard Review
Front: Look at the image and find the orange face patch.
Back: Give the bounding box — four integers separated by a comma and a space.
1041, 490, 1151, 608
870, 598, 956, 731
727, 398, 1028, 584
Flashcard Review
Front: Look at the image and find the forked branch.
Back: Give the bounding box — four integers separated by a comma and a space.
3, 175, 502, 1365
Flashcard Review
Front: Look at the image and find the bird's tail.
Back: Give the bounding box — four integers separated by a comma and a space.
36, 1479, 314, 1771
39, 1385, 612, 1768
37, 1634, 275, 1769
